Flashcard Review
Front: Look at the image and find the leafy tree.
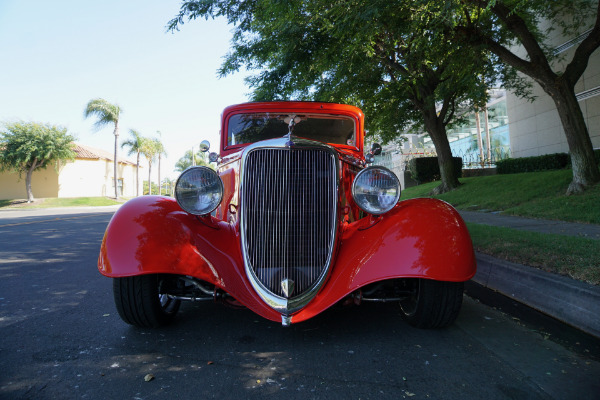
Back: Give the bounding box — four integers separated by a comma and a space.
140, 139, 159, 195
169, 0, 494, 193
174, 149, 211, 172
121, 129, 147, 196
154, 134, 167, 197
0, 121, 76, 202
84, 98, 123, 199
143, 180, 160, 196
455, 0, 600, 193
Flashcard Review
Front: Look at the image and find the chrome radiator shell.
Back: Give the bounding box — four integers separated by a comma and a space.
239, 138, 339, 315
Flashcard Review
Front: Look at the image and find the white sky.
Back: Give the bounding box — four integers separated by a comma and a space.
0, 0, 249, 180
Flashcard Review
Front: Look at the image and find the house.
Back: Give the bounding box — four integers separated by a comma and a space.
0, 143, 141, 200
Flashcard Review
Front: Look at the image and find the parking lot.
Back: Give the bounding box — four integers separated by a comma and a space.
1, 209, 599, 399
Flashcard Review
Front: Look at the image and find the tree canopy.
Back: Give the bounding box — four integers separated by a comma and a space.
0, 121, 76, 202
175, 149, 212, 172
169, 0, 495, 193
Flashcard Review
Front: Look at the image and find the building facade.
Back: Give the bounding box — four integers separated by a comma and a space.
0, 143, 140, 200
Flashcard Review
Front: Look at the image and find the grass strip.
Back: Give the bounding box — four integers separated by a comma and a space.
467, 222, 600, 286
1, 197, 122, 209
401, 169, 600, 224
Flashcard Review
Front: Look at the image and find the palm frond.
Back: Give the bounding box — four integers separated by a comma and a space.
84, 98, 122, 131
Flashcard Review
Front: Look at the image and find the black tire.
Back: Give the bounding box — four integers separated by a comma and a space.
113, 275, 181, 328
399, 279, 464, 329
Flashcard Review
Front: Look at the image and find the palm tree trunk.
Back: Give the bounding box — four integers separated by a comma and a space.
136, 152, 140, 197
148, 162, 152, 195
158, 155, 161, 196
113, 121, 120, 200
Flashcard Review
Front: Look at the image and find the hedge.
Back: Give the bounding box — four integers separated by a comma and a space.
496, 150, 600, 174
408, 156, 463, 184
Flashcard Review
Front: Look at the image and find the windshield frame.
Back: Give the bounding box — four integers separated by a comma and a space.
220, 102, 364, 158
226, 112, 356, 148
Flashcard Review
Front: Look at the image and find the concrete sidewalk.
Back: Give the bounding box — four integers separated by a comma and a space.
460, 210, 600, 338
460, 210, 600, 240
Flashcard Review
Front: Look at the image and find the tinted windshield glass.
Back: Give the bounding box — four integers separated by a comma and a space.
227, 113, 355, 146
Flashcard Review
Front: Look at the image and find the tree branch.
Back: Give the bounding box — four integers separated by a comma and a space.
563, 1, 600, 87
488, 1, 555, 74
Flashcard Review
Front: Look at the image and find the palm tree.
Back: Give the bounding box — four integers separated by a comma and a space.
162, 177, 175, 196
175, 150, 211, 172
121, 129, 146, 197
154, 133, 167, 196
84, 98, 122, 199
140, 139, 158, 195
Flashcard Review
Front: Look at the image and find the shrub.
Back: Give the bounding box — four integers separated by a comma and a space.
496, 153, 571, 174
408, 156, 462, 184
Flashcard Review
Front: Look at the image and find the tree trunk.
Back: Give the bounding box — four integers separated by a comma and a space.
158, 155, 161, 196
547, 80, 600, 194
113, 121, 120, 200
25, 158, 38, 203
136, 152, 140, 197
148, 162, 152, 195
422, 110, 461, 194
475, 110, 484, 166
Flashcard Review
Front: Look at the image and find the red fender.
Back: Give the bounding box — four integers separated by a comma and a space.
293, 197, 476, 322
99, 196, 282, 322
99, 196, 475, 324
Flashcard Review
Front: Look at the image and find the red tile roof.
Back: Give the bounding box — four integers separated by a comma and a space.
73, 143, 136, 166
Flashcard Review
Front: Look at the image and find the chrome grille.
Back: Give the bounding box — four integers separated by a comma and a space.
241, 148, 337, 299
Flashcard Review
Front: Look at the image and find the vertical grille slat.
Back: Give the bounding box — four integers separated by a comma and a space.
242, 148, 337, 299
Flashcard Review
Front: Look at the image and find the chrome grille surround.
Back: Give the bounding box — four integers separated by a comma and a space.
239, 137, 339, 316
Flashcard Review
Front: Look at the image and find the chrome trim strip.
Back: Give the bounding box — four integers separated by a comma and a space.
239, 136, 340, 315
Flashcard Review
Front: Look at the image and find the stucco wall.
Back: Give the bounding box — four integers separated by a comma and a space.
58, 159, 139, 198
0, 167, 59, 200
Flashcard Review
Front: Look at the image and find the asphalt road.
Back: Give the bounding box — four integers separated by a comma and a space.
0, 209, 599, 400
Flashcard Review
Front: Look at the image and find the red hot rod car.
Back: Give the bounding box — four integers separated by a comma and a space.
99, 102, 476, 328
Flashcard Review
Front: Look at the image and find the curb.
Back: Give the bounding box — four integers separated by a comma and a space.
473, 252, 600, 339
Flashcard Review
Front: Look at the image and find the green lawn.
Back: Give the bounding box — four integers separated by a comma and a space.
467, 223, 600, 285
401, 170, 600, 285
401, 169, 600, 224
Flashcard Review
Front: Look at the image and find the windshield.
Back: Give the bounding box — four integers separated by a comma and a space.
227, 113, 355, 147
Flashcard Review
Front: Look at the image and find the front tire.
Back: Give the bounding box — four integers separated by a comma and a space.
399, 279, 464, 328
113, 275, 181, 328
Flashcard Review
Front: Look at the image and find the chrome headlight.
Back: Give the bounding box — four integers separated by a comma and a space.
352, 166, 400, 215
175, 167, 223, 215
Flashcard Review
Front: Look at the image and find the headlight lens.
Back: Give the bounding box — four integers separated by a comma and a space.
352, 166, 400, 215
175, 167, 223, 215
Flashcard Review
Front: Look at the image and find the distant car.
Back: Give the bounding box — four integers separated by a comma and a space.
99, 102, 476, 328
